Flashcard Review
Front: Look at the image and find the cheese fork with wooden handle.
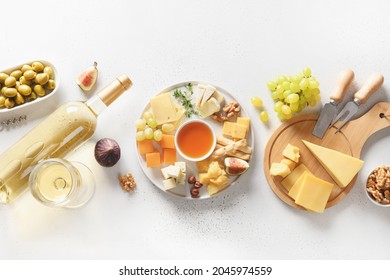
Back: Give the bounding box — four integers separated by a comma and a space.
331, 73, 384, 133
312, 69, 355, 138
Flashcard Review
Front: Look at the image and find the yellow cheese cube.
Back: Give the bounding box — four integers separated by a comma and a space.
232, 123, 247, 139
198, 173, 210, 184
207, 161, 223, 178
294, 173, 334, 213
236, 117, 250, 129
270, 162, 291, 178
210, 174, 229, 187
207, 184, 220, 195
282, 143, 300, 163
150, 93, 179, 125
302, 140, 364, 188
280, 158, 296, 172
281, 164, 309, 191
222, 122, 236, 137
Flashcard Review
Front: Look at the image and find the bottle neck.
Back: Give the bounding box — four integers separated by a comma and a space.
86, 95, 107, 116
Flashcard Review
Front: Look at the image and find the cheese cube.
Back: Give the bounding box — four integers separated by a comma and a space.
232, 123, 247, 139
198, 173, 210, 184
176, 171, 186, 185
150, 93, 178, 125
210, 174, 229, 187
137, 140, 155, 155
161, 166, 171, 179
281, 164, 310, 191
294, 173, 334, 213
281, 158, 296, 172
175, 162, 186, 173
236, 117, 250, 132
146, 152, 161, 167
163, 178, 176, 190
166, 165, 181, 179
159, 134, 175, 149
270, 162, 291, 178
282, 143, 300, 163
163, 148, 176, 164
222, 122, 236, 137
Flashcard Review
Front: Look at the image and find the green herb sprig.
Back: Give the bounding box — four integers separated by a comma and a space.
173, 83, 198, 118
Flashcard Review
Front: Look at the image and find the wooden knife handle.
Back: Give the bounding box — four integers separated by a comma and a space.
330, 69, 355, 102
354, 73, 384, 104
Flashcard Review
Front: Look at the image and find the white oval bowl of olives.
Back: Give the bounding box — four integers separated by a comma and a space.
0, 60, 59, 120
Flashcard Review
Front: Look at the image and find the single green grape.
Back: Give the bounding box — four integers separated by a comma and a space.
162, 123, 174, 133
277, 90, 284, 100
277, 112, 285, 120
303, 67, 312, 77
276, 85, 284, 94
135, 131, 145, 142
290, 102, 299, 112
134, 118, 146, 130
250, 96, 263, 107
147, 118, 158, 129
281, 104, 292, 115
274, 101, 284, 112
284, 112, 292, 120
303, 88, 312, 98
282, 81, 291, 90
153, 129, 163, 141
143, 111, 154, 121
311, 88, 320, 95
271, 91, 278, 100
308, 80, 319, 89
266, 81, 277, 91
144, 127, 154, 139
299, 78, 309, 90
276, 75, 287, 84
290, 82, 299, 93
259, 111, 269, 122
283, 90, 292, 99
286, 93, 299, 103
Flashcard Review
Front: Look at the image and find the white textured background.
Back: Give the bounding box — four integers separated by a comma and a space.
1, 0, 390, 259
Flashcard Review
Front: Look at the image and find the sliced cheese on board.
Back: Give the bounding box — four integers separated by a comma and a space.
302, 140, 364, 188
150, 93, 178, 125
288, 170, 312, 200
281, 164, 309, 191
294, 172, 334, 213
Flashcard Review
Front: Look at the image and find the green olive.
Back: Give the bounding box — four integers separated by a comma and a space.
21, 64, 32, 73
4, 98, 15, 108
18, 84, 32, 96
0, 73, 9, 84
35, 73, 49, 85
27, 91, 37, 101
1, 87, 7, 95
10, 70, 23, 80
32, 62, 44, 72
3, 88, 18, 98
19, 76, 31, 85
4, 76, 16, 87
15, 81, 20, 90
44, 79, 56, 90
0, 95, 5, 107
43, 66, 54, 79
33, 84, 46, 96
14, 93, 25, 105
23, 70, 36, 81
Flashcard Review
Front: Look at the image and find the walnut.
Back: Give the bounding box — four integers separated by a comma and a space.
366, 166, 390, 204
210, 111, 229, 123
118, 173, 136, 192
223, 101, 241, 118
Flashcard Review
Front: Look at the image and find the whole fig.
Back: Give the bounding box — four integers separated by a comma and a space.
94, 138, 121, 167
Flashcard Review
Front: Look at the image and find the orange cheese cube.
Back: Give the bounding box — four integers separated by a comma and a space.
163, 148, 176, 164
146, 152, 161, 167
159, 134, 175, 149
137, 139, 155, 155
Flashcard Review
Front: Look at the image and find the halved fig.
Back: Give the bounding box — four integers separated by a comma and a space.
224, 157, 249, 176
76, 62, 98, 91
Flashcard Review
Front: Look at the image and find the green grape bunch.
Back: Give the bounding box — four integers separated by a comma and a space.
266, 67, 321, 121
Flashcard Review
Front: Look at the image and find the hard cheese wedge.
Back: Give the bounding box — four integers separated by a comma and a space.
150, 93, 179, 125
302, 140, 364, 188
294, 172, 334, 213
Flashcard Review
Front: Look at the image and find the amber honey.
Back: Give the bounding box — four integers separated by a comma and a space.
176, 121, 215, 159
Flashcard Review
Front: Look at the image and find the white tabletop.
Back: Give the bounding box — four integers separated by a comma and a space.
1, 0, 390, 260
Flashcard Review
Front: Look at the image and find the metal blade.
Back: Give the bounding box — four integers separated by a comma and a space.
332, 101, 359, 132
312, 103, 337, 138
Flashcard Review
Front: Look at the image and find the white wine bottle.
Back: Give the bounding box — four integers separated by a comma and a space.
0, 75, 132, 204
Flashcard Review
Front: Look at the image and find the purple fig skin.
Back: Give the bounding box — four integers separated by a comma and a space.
94, 138, 121, 167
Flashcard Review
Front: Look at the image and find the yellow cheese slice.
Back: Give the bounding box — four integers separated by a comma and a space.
288, 170, 311, 200
302, 140, 364, 188
294, 172, 334, 213
150, 93, 179, 125
281, 164, 309, 191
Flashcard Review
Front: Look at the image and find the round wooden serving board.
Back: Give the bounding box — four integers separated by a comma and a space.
264, 102, 390, 210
